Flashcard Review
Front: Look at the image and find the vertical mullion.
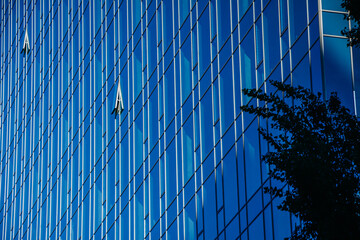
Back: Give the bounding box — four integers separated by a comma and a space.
80, 0, 85, 238
317, 0, 326, 97
38, 0, 44, 237
90, 0, 94, 237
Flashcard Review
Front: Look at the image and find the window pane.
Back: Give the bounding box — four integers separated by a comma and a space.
263, 0, 280, 77
324, 37, 354, 111
241, 28, 256, 104
322, 0, 345, 11
183, 117, 194, 183
217, 0, 231, 47
220, 60, 234, 131
198, 6, 211, 77
244, 120, 261, 198
323, 12, 348, 36
289, 0, 307, 44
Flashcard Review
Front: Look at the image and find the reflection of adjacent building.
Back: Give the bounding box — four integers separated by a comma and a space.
0, 0, 358, 239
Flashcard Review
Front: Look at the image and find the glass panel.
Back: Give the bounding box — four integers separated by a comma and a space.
324, 37, 354, 111
201, 89, 214, 160
323, 12, 348, 36
273, 198, 291, 239
203, 174, 217, 239
239, 0, 252, 17
135, 115, 143, 171
184, 198, 196, 239
198, 6, 211, 77
249, 214, 265, 239
220, 60, 234, 131
311, 41, 323, 95
241, 28, 256, 104
166, 140, 177, 206
322, 0, 345, 11
280, 0, 288, 32
244, 120, 261, 198
163, 0, 173, 49
293, 54, 311, 89
165, 63, 175, 127
181, 37, 192, 104
263, 0, 280, 77
289, 0, 307, 44
255, 18, 263, 65
353, 47, 360, 115
217, 0, 231, 47
223, 148, 239, 224
291, 31, 308, 68
182, 117, 194, 183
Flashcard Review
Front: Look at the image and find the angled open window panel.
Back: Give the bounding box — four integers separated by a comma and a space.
21, 29, 30, 56
112, 81, 124, 116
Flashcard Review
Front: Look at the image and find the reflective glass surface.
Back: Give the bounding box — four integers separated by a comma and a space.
0, 0, 357, 239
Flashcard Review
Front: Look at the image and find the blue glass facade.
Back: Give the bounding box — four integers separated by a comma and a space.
0, 0, 358, 239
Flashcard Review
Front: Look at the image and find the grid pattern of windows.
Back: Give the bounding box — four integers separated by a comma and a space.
0, 0, 358, 239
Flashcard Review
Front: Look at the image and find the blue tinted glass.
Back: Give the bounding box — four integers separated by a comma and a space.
324, 37, 354, 110
183, 117, 194, 182
322, 0, 345, 11
240, 6, 253, 41
148, 17, 157, 74
308, 0, 318, 20
133, 0, 141, 29
201, 89, 214, 160
181, 37, 192, 104
291, 30, 308, 67
198, 6, 211, 77
232, 0, 239, 27
1, 0, 357, 238
149, 88, 159, 149
180, 0, 190, 26
239, 0, 252, 17
311, 41, 323, 95
135, 186, 144, 239
273, 197, 291, 239
293, 54, 311, 89
244, 120, 261, 198
135, 116, 143, 170
310, 16, 320, 46
241, 29, 256, 104
203, 174, 217, 239
281, 29, 289, 57
353, 48, 360, 114
220, 60, 234, 131
323, 12, 348, 36
280, 0, 288, 32
249, 214, 264, 239
223, 148, 239, 224
217, 0, 231, 47
163, 0, 173, 49
263, 0, 280, 77
185, 198, 196, 239
289, 0, 307, 44
255, 19, 263, 65
134, 44, 142, 98
165, 63, 175, 126
150, 162, 160, 227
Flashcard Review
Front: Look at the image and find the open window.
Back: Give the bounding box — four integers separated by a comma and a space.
112, 81, 124, 117
21, 29, 30, 56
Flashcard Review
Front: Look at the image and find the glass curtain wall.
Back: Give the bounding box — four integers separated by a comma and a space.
0, 0, 358, 239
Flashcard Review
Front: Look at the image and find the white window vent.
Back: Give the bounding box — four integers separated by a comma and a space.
21, 29, 30, 56
112, 81, 124, 117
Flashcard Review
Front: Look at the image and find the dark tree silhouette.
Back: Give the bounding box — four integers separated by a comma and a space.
342, 0, 360, 47
241, 80, 360, 239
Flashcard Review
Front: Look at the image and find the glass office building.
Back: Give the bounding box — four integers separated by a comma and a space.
0, 0, 358, 239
